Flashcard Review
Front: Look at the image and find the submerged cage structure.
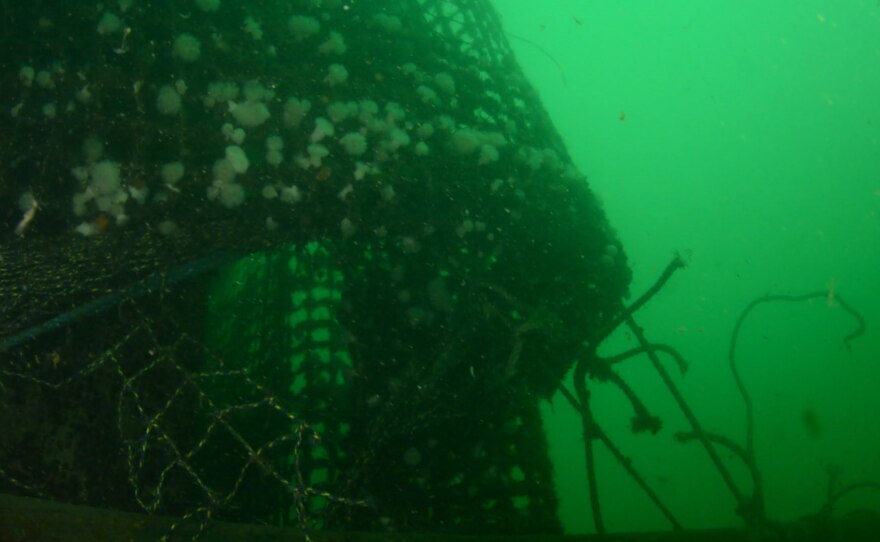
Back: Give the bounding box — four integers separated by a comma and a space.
0, 0, 631, 535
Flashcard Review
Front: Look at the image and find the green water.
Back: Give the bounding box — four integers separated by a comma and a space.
493, 0, 880, 533
2, 0, 877, 536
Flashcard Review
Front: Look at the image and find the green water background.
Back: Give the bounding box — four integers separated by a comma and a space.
492, 0, 880, 533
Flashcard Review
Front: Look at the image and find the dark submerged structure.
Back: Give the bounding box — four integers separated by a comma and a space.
3, 2, 874, 541
0, 0, 630, 536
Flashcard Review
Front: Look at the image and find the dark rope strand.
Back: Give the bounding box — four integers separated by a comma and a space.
674, 429, 763, 515
820, 481, 880, 517
605, 343, 689, 374
593, 253, 686, 345
627, 315, 754, 523
558, 385, 682, 530
728, 291, 867, 485
572, 354, 605, 533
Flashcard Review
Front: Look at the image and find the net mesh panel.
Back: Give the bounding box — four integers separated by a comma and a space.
1, 0, 631, 536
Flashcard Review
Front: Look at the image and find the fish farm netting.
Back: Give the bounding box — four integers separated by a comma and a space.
0, 0, 631, 536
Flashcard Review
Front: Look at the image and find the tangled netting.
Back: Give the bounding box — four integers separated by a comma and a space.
0, 0, 630, 536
